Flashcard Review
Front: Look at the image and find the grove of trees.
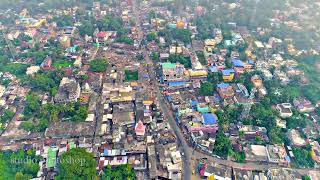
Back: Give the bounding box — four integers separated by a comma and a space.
55, 148, 97, 180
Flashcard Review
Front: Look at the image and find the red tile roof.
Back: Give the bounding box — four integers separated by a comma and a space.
97, 31, 108, 38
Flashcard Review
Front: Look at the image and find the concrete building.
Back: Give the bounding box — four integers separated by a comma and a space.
54, 77, 81, 103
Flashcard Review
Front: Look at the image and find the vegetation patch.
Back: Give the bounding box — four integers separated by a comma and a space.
124, 69, 139, 81
52, 59, 74, 69
0, 149, 42, 179
90, 58, 108, 72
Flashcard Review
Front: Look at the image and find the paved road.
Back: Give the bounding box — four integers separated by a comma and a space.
132, 0, 193, 174
157, 92, 192, 180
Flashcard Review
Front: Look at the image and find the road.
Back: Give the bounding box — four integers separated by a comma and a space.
157, 92, 192, 180
131, 0, 192, 177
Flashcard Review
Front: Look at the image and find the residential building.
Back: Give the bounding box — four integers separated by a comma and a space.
217, 83, 235, 99
232, 59, 245, 76
276, 103, 293, 118
266, 145, 290, 165
293, 98, 315, 113
161, 62, 185, 82
54, 77, 81, 103
221, 69, 235, 81
204, 39, 216, 57
40, 57, 52, 70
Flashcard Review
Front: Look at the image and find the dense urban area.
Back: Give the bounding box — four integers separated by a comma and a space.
0, 0, 320, 179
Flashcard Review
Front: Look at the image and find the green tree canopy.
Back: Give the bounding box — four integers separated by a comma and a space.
199, 81, 214, 96
0, 149, 41, 179
90, 58, 108, 72
56, 148, 97, 180
213, 129, 231, 158
101, 164, 136, 180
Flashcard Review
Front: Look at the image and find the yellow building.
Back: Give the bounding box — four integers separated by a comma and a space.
222, 69, 235, 81
204, 39, 216, 56
188, 70, 208, 77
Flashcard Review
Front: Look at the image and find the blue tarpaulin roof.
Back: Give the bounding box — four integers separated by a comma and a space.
217, 83, 230, 89
209, 66, 218, 72
248, 59, 255, 65
202, 113, 218, 125
103, 149, 108, 156
191, 100, 198, 107
222, 69, 235, 76
168, 81, 186, 87
285, 156, 291, 162
232, 59, 244, 67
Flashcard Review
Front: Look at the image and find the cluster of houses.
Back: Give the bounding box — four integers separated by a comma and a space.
137, 0, 320, 171
1, 0, 320, 179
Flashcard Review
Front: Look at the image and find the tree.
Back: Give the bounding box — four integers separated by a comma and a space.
0, 63, 29, 78
213, 129, 231, 158
0, 109, 14, 124
0, 149, 41, 179
90, 58, 108, 72
196, 51, 207, 65
207, 72, 220, 85
268, 128, 284, 144
150, 52, 159, 61
52, 15, 73, 27
136, 53, 144, 61
22, 70, 62, 95
234, 151, 246, 163
316, 107, 320, 116
286, 115, 307, 129
199, 82, 214, 96
302, 176, 311, 180
171, 29, 191, 44
56, 148, 97, 180
78, 20, 94, 36
115, 36, 134, 45
292, 146, 314, 168
239, 131, 244, 139
101, 164, 136, 180
146, 32, 157, 42
168, 54, 191, 68
23, 92, 41, 118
